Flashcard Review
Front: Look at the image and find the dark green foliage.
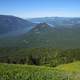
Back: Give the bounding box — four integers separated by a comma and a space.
59, 49, 80, 64
0, 48, 80, 67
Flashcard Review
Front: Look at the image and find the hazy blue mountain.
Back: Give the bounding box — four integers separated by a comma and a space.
28, 17, 80, 28
0, 16, 80, 48
0, 15, 35, 37
0, 23, 80, 48
20, 23, 80, 48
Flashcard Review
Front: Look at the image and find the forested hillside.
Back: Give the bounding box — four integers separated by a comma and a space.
0, 48, 80, 67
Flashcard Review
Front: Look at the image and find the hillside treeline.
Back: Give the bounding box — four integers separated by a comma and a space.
0, 48, 80, 67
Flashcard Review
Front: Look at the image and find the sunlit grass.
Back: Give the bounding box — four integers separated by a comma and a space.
56, 61, 80, 73
0, 62, 80, 80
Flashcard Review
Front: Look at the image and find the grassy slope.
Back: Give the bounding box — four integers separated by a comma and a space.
0, 61, 80, 80
56, 61, 80, 72
56, 61, 80, 80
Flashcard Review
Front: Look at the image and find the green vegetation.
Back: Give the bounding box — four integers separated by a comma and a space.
0, 62, 80, 80
56, 61, 80, 72
0, 48, 80, 80
0, 48, 80, 67
0, 15, 80, 80
1, 23, 80, 48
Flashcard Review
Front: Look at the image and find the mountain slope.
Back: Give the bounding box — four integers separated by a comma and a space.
0, 15, 34, 37
0, 22, 80, 48
20, 23, 80, 48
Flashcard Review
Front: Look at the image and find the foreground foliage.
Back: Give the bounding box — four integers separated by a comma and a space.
0, 62, 80, 80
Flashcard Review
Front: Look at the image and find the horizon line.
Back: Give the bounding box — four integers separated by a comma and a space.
0, 14, 80, 19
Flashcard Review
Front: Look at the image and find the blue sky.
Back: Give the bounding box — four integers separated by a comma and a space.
0, 0, 80, 18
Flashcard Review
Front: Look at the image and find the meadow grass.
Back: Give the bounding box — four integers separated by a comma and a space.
56, 61, 80, 72
0, 62, 80, 80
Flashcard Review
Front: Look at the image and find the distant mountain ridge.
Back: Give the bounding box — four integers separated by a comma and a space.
0, 15, 80, 48
28, 17, 80, 28
0, 15, 35, 36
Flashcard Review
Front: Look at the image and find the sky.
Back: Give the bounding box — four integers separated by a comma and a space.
0, 0, 80, 18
